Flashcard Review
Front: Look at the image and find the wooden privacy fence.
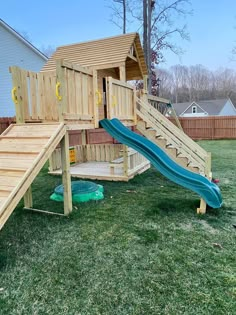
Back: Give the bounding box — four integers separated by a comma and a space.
0, 117, 15, 134
10, 60, 98, 128
106, 77, 136, 125
171, 116, 236, 140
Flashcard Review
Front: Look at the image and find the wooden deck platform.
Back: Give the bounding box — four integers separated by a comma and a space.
49, 161, 150, 181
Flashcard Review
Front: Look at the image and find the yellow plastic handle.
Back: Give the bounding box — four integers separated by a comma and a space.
11, 87, 18, 105
112, 95, 117, 107
96, 90, 102, 106
56, 82, 62, 101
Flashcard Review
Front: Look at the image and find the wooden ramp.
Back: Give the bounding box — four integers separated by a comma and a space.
0, 123, 66, 230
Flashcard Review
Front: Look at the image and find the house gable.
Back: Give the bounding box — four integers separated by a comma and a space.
218, 99, 236, 116
180, 102, 208, 117
0, 19, 47, 117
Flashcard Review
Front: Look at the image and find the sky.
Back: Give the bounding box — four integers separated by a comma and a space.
1, 0, 236, 70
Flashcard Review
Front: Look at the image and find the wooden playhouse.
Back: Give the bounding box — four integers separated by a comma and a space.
0, 33, 214, 230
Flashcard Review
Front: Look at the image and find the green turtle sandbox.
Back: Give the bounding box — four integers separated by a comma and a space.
50, 181, 104, 203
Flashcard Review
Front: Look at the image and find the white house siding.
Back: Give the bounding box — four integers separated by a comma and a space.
219, 100, 236, 116
0, 24, 47, 117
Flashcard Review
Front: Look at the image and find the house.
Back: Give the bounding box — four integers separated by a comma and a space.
173, 99, 236, 117
0, 19, 48, 117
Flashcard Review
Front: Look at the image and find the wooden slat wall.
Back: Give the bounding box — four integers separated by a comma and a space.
58, 61, 96, 125
10, 67, 57, 122
49, 144, 123, 171
106, 77, 135, 124
170, 116, 236, 140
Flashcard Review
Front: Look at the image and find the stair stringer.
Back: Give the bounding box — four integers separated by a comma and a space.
136, 98, 210, 176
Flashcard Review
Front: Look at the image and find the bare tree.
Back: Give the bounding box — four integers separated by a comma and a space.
108, 0, 192, 93
156, 64, 236, 105
40, 45, 56, 58
108, 0, 128, 34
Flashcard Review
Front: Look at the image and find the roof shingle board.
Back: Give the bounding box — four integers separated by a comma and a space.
41, 32, 147, 76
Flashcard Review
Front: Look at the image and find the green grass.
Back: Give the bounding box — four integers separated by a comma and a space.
0, 140, 236, 315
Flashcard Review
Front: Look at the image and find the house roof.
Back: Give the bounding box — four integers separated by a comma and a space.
0, 19, 48, 61
41, 32, 148, 79
173, 99, 232, 116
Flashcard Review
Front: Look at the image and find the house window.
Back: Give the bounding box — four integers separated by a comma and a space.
192, 106, 197, 114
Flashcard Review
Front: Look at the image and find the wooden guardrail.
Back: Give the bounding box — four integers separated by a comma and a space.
10, 60, 98, 128
10, 66, 57, 123
136, 98, 210, 175
49, 144, 123, 171
56, 60, 98, 128
106, 77, 136, 125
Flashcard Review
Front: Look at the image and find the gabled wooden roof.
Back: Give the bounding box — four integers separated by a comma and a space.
41, 32, 147, 79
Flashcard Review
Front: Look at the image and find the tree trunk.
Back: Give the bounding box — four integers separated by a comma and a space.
123, 0, 126, 34
143, 0, 148, 68
147, 0, 152, 93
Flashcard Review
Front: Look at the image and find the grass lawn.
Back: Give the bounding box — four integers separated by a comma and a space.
0, 140, 236, 315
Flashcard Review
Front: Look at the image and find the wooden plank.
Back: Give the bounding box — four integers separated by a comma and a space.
0, 191, 11, 198
93, 70, 99, 128
63, 113, 93, 120
112, 78, 133, 90
0, 152, 38, 160
29, 71, 38, 119
61, 60, 93, 76
0, 145, 41, 153
56, 60, 67, 122
11, 66, 24, 123
0, 138, 50, 145
75, 71, 82, 116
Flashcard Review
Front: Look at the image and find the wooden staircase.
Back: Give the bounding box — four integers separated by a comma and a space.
0, 123, 66, 230
136, 98, 210, 176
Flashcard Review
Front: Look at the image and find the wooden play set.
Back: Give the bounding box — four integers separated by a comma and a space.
0, 33, 212, 230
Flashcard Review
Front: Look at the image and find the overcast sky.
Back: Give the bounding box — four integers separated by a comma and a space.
1, 0, 236, 70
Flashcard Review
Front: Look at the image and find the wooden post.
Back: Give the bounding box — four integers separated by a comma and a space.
10, 66, 24, 123
133, 87, 137, 125
143, 75, 148, 92
24, 186, 33, 208
119, 65, 126, 81
205, 152, 212, 179
60, 131, 72, 215
123, 145, 129, 178
106, 77, 113, 119
197, 198, 207, 214
56, 60, 67, 122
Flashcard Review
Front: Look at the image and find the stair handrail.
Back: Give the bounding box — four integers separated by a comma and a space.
136, 97, 209, 171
